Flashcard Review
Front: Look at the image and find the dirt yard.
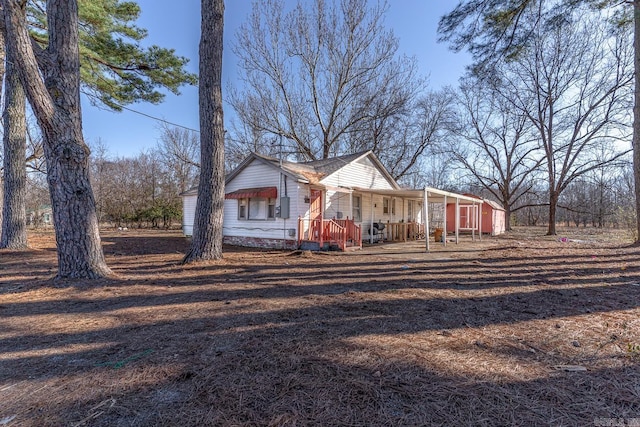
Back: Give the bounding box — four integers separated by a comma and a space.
1, 227, 640, 426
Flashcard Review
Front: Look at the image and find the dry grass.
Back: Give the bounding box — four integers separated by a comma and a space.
1, 226, 640, 426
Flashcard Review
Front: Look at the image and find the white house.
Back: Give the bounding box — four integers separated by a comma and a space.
182, 151, 487, 251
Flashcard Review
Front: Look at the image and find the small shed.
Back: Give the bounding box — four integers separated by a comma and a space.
445, 195, 506, 236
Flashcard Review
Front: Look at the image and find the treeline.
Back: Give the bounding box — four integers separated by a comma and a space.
91, 127, 199, 228
23, 126, 199, 230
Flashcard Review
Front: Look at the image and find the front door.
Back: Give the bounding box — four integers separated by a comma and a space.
310, 189, 323, 239
310, 189, 322, 220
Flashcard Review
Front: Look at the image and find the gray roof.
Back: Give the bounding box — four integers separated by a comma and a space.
181, 150, 399, 197
225, 151, 394, 187
299, 151, 370, 177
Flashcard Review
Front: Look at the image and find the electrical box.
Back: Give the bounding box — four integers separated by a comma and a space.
279, 196, 290, 219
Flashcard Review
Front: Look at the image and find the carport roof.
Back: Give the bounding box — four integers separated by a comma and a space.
351, 186, 482, 204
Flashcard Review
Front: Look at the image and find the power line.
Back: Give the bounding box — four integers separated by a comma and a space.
115, 103, 200, 133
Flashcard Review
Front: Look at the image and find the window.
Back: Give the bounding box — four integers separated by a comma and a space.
239, 197, 276, 220
238, 199, 247, 219
249, 198, 265, 219
383, 198, 395, 215
353, 195, 362, 222
267, 198, 276, 219
408, 200, 414, 221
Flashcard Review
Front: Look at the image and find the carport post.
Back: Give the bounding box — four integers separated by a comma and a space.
455, 197, 460, 244
424, 188, 430, 252
479, 201, 483, 240
442, 195, 447, 246
471, 202, 476, 242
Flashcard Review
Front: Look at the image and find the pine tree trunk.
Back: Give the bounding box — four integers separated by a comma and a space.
3, 0, 111, 278
0, 20, 5, 233
183, 0, 225, 263
1, 51, 28, 249
634, 0, 640, 243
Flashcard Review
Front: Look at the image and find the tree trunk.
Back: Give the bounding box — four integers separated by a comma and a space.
182, 0, 225, 263
634, 0, 640, 243
503, 204, 512, 232
3, 0, 111, 278
547, 191, 558, 235
1, 47, 28, 249
0, 20, 5, 235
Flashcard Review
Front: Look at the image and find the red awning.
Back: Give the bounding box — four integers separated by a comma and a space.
225, 186, 278, 199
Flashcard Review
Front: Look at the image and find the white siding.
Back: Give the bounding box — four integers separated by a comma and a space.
321, 156, 395, 190
324, 189, 353, 220
182, 194, 197, 236
224, 160, 304, 240
182, 159, 309, 241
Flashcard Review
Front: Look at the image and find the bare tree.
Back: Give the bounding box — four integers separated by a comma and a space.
156, 123, 200, 193
381, 90, 453, 181
230, 0, 418, 162
183, 0, 225, 263
439, 0, 640, 241
3, 0, 111, 278
443, 77, 545, 230
495, 9, 633, 234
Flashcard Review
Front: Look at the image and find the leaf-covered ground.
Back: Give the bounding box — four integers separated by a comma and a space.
1, 228, 639, 426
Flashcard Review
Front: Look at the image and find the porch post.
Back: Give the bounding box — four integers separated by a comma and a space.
424, 188, 430, 252
319, 190, 324, 248
349, 190, 353, 220
455, 197, 460, 244
370, 193, 374, 244
471, 202, 476, 242
443, 195, 447, 246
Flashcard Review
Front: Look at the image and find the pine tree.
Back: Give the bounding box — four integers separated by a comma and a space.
1, 0, 196, 274
182, 0, 225, 263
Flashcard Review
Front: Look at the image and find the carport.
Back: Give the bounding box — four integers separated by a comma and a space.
352, 186, 483, 252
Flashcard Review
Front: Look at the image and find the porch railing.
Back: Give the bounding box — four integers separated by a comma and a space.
334, 219, 362, 249
323, 219, 346, 250
298, 217, 362, 251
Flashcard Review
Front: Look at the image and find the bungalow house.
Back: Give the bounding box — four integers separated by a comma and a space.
182, 151, 484, 251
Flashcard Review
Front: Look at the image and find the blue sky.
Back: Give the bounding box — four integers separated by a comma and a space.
81, 0, 471, 157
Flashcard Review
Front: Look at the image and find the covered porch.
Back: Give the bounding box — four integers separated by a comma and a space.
352, 187, 484, 250
298, 186, 484, 252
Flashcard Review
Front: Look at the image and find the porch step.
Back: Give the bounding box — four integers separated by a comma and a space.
299, 240, 322, 251
299, 240, 361, 252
